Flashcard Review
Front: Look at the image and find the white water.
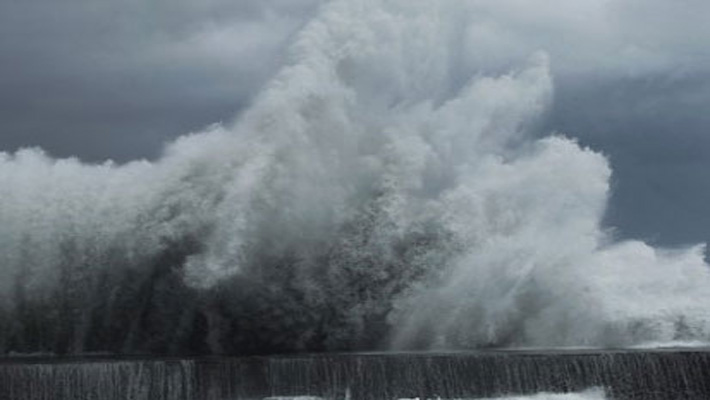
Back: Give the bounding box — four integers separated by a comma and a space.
477, 388, 606, 400
241, 390, 607, 399
271, 388, 607, 400
2, 0, 710, 353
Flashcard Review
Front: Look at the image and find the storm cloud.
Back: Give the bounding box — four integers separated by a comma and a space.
0, 0, 321, 161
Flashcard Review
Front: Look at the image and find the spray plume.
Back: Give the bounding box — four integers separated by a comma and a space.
1, 0, 710, 355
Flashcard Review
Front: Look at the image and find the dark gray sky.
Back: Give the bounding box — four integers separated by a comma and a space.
0, 0, 321, 161
1, 0, 709, 247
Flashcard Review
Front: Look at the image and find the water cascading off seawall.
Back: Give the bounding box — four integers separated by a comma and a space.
2, 350, 710, 399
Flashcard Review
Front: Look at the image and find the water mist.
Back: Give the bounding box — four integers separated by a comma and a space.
1, 0, 710, 357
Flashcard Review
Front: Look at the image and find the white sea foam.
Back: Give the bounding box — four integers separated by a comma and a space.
475, 388, 606, 400
396, 388, 606, 400
265, 388, 607, 400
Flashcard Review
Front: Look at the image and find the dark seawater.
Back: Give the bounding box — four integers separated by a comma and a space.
1, 349, 710, 399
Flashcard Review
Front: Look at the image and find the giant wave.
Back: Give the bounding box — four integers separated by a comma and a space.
1, 0, 710, 355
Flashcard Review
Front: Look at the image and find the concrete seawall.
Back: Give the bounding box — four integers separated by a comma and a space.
2, 350, 710, 399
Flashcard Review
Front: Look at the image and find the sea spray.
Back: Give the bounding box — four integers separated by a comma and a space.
1, 0, 710, 355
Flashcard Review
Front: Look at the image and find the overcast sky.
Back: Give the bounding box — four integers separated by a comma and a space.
1, 0, 709, 247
